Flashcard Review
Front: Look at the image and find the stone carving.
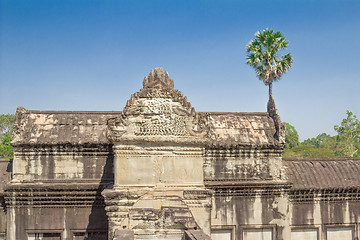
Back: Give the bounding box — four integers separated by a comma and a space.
107, 68, 210, 143
11, 106, 28, 145
142, 68, 174, 90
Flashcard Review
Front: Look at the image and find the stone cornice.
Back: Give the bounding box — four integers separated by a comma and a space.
205, 146, 284, 153
13, 145, 113, 157
289, 188, 360, 202
205, 180, 291, 197
5, 182, 108, 207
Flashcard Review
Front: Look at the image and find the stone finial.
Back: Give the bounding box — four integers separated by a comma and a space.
143, 68, 174, 89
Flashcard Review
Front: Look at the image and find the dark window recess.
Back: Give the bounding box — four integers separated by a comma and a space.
73, 232, 107, 240
32, 233, 61, 240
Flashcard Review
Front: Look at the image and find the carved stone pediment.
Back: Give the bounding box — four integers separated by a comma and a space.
107, 68, 209, 145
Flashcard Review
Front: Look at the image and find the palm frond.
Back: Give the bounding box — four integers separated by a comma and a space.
246, 28, 293, 86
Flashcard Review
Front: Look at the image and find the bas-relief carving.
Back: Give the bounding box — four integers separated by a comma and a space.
113, 99, 192, 137
107, 68, 210, 143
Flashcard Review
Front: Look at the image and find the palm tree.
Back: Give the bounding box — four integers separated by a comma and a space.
246, 29, 293, 111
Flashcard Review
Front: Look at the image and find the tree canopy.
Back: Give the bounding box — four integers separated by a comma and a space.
0, 113, 15, 159
284, 122, 299, 149
284, 110, 360, 158
334, 110, 360, 157
246, 29, 293, 101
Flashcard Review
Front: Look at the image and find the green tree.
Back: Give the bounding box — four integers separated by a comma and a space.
302, 133, 337, 149
0, 113, 15, 159
334, 110, 360, 157
246, 29, 293, 104
283, 145, 336, 158
284, 122, 299, 149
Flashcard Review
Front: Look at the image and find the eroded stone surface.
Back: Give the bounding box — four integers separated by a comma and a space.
3, 68, 359, 240
104, 68, 212, 239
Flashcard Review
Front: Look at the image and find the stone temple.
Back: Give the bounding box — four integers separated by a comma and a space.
1, 68, 360, 240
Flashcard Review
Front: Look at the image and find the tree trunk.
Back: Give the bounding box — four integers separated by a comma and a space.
266, 81, 283, 141
267, 81, 276, 113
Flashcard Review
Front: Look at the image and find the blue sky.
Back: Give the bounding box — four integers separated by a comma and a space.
1, 0, 359, 140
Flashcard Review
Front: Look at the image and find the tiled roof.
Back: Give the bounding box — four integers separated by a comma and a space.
284, 157, 360, 190
11, 107, 121, 146
207, 112, 279, 147
11, 108, 281, 147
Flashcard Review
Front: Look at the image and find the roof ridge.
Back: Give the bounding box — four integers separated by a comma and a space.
202, 112, 269, 115
27, 110, 123, 114
23, 109, 268, 116
283, 157, 360, 161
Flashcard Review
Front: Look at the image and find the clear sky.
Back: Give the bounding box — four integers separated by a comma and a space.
0, 0, 359, 140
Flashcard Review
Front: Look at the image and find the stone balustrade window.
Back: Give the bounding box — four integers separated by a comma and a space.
327, 227, 354, 240
27, 233, 61, 240
211, 229, 232, 240
243, 228, 273, 240
291, 228, 318, 240
73, 231, 107, 240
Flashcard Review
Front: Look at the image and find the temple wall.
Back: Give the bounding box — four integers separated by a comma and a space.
211, 194, 290, 240
113, 144, 204, 187
6, 206, 107, 240
204, 148, 291, 240
5, 146, 113, 240
290, 200, 360, 239
204, 148, 284, 181
12, 146, 113, 182
0, 159, 12, 239
204, 148, 360, 240
0, 204, 5, 239
5, 180, 110, 240
210, 192, 360, 240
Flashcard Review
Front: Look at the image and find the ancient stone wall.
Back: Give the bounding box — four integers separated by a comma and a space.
210, 193, 291, 239
12, 145, 113, 182
204, 147, 284, 182
6, 200, 107, 239
0, 159, 12, 239
5, 68, 360, 240
288, 187, 360, 239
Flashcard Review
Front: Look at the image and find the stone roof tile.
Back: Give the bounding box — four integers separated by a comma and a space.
284, 158, 360, 190
11, 108, 280, 147
11, 107, 121, 146
207, 112, 279, 147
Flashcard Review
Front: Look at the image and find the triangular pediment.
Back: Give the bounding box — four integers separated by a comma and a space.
107, 68, 209, 144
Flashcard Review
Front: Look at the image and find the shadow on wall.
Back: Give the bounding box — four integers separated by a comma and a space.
85, 148, 114, 240
0, 159, 12, 215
